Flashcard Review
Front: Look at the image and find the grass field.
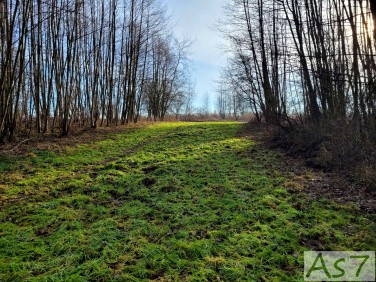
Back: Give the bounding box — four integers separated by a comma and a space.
0, 122, 375, 281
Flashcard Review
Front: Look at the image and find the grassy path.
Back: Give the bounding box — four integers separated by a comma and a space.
0, 122, 375, 281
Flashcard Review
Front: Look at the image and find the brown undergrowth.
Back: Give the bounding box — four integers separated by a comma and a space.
239, 121, 376, 214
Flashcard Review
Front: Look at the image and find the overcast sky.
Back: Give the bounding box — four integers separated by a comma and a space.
164, 0, 228, 110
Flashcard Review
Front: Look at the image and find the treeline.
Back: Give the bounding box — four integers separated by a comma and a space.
220, 0, 376, 128
0, 0, 191, 142
220, 0, 376, 183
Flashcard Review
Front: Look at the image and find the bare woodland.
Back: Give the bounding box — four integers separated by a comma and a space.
220, 0, 376, 127
213, 0, 376, 184
0, 0, 192, 142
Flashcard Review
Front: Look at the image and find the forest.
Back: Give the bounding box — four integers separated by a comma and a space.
0, 0, 192, 141
1, 0, 376, 281
220, 0, 376, 125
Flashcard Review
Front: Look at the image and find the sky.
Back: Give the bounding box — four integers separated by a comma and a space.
164, 0, 228, 110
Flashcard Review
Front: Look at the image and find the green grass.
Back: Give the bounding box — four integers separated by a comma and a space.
0, 122, 375, 281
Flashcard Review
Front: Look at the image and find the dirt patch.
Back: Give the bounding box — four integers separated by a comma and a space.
282, 156, 376, 213
142, 165, 159, 174
240, 122, 376, 214
142, 177, 157, 187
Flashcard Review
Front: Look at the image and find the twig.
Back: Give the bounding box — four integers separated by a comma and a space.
0, 138, 33, 155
